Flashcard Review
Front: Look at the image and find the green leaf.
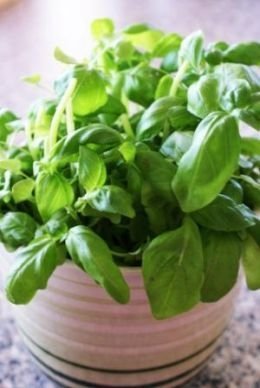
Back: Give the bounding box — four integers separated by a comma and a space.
114, 41, 134, 62
241, 137, 260, 155
36, 171, 74, 221
0, 108, 17, 141
236, 103, 260, 130
220, 79, 251, 111
97, 94, 126, 116
172, 112, 240, 212
200, 230, 241, 302
0, 212, 37, 248
137, 96, 176, 140
153, 33, 182, 57
187, 74, 221, 118
91, 18, 114, 40
204, 42, 225, 65
213, 63, 260, 92
191, 194, 256, 232
54, 47, 78, 64
51, 124, 123, 162
123, 23, 151, 35
22, 74, 41, 85
36, 210, 70, 241
223, 42, 260, 66
178, 30, 204, 69
239, 175, 260, 208
135, 150, 177, 203
155, 74, 173, 99
161, 51, 179, 73
0, 159, 22, 174
12, 178, 35, 203
248, 216, 260, 245
222, 179, 243, 203
160, 131, 193, 162
242, 234, 260, 290
124, 65, 163, 107
5, 236, 62, 304
66, 226, 130, 303
85, 185, 135, 218
143, 217, 204, 319
54, 66, 108, 116
78, 146, 106, 191
118, 141, 136, 163
124, 25, 163, 52
141, 182, 179, 235
168, 106, 198, 129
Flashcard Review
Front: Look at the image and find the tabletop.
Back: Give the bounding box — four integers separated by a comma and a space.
0, 0, 260, 387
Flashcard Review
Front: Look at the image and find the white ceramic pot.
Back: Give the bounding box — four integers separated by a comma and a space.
0, 247, 239, 388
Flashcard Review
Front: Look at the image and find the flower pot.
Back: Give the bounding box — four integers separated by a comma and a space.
0, 245, 240, 388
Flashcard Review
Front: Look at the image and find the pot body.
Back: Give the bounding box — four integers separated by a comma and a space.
1, 248, 239, 388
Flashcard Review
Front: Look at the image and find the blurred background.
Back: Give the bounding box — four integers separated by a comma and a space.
0, 0, 260, 115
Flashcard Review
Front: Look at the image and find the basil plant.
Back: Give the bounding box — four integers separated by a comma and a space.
1, 19, 260, 319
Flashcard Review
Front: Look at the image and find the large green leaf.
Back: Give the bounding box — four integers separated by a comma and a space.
223, 42, 260, 66
137, 96, 177, 140
242, 235, 260, 290
213, 63, 260, 91
5, 236, 62, 304
12, 178, 35, 203
201, 230, 241, 302
178, 30, 204, 69
172, 112, 240, 212
78, 146, 106, 191
124, 65, 163, 107
191, 194, 256, 232
123, 24, 163, 52
143, 217, 204, 319
91, 18, 114, 40
54, 66, 108, 116
36, 171, 74, 221
160, 131, 193, 162
66, 226, 130, 303
50, 124, 123, 162
85, 185, 135, 218
187, 75, 221, 118
0, 212, 37, 249
135, 150, 177, 203
0, 108, 17, 142
153, 33, 182, 57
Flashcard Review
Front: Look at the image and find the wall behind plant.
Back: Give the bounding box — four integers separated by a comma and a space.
0, 0, 259, 113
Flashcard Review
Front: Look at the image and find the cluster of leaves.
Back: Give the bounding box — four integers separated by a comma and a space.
1, 19, 260, 319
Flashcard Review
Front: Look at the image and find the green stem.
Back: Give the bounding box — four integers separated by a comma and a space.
25, 120, 33, 152
170, 60, 189, 98
66, 97, 75, 135
46, 77, 77, 157
121, 113, 134, 138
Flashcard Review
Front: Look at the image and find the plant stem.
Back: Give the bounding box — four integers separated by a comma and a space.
170, 60, 189, 98
66, 97, 75, 135
121, 113, 134, 138
25, 119, 33, 152
46, 77, 77, 157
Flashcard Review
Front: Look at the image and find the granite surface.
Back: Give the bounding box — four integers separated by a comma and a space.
1, 283, 260, 388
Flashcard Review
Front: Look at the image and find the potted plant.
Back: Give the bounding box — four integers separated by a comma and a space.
0, 18, 259, 387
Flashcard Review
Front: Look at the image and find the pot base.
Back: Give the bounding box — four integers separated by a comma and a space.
27, 342, 212, 388
6, 260, 240, 388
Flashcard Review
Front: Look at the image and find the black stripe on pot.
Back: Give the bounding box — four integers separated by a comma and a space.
30, 348, 210, 388
19, 325, 223, 374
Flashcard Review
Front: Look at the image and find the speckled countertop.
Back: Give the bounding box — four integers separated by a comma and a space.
1, 0, 260, 387
1, 283, 260, 388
